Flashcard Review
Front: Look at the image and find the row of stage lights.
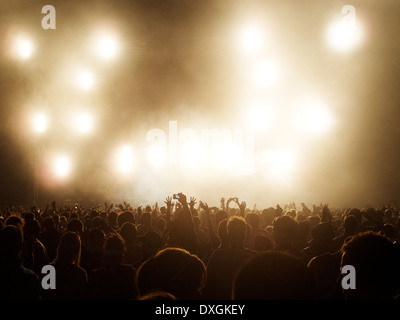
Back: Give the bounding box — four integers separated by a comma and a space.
12, 10, 364, 184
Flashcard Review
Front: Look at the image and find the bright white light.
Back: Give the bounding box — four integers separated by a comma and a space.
238, 25, 264, 53
115, 145, 134, 173
146, 144, 166, 168
53, 156, 72, 179
32, 113, 48, 133
93, 33, 119, 60
213, 142, 235, 169
294, 100, 335, 134
253, 60, 280, 87
326, 19, 363, 52
179, 140, 199, 168
76, 70, 95, 90
76, 113, 94, 134
265, 149, 295, 176
13, 37, 34, 59
247, 104, 274, 132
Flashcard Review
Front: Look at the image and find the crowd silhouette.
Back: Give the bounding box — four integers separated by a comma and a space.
1, 193, 400, 300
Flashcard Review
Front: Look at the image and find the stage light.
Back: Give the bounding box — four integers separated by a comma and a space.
53, 155, 72, 179
247, 104, 274, 132
294, 99, 335, 134
179, 140, 199, 168
76, 70, 95, 90
253, 60, 280, 87
237, 25, 264, 53
326, 17, 363, 52
213, 142, 235, 169
13, 36, 34, 59
146, 144, 166, 168
93, 32, 120, 61
76, 112, 94, 134
32, 113, 48, 133
115, 145, 134, 173
264, 148, 295, 177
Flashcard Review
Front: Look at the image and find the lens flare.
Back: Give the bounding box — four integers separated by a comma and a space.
294, 99, 335, 134
253, 60, 280, 87
13, 36, 34, 59
146, 144, 166, 168
247, 104, 274, 132
32, 113, 48, 133
179, 140, 199, 168
326, 19, 363, 52
93, 33, 120, 60
76, 113, 94, 134
115, 145, 134, 173
76, 70, 95, 90
53, 155, 72, 179
237, 25, 264, 53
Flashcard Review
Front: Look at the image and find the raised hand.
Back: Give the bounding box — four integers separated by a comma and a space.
199, 201, 209, 211
220, 197, 226, 210
189, 197, 197, 209
177, 193, 187, 205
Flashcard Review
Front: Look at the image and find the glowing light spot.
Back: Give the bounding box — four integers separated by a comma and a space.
115, 145, 134, 173
93, 33, 120, 60
238, 25, 264, 53
295, 100, 335, 134
247, 104, 274, 132
76, 113, 94, 134
326, 19, 363, 52
32, 113, 48, 133
13, 37, 34, 59
146, 144, 166, 168
53, 156, 72, 179
76, 70, 95, 91
264, 148, 296, 177
254, 60, 280, 87
179, 140, 199, 168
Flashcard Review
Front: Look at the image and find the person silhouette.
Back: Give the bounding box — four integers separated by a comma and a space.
136, 247, 206, 300
41, 231, 88, 300
85, 232, 137, 299
203, 216, 256, 300
232, 251, 315, 300
0, 225, 41, 299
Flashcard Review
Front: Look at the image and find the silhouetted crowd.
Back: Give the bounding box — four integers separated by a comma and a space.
1, 194, 400, 300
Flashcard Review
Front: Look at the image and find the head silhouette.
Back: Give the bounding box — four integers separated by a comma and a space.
136, 247, 206, 299
273, 215, 298, 247
233, 251, 315, 300
53, 231, 82, 266
227, 216, 248, 248
103, 232, 126, 265
341, 231, 400, 300
0, 225, 23, 261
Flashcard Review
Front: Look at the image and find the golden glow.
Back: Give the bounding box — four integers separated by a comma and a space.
146, 144, 166, 168
92, 32, 120, 61
53, 155, 72, 179
13, 36, 34, 59
32, 113, 48, 133
76, 112, 94, 134
253, 60, 280, 87
115, 145, 134, 173
237, 25, 264, 53
264, 148, 296, 179
247, 104, 274, 132
179, 140, 199, 168
76, 69, 95, 90
294, 99, 335, 134
326, 19, 363, 52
